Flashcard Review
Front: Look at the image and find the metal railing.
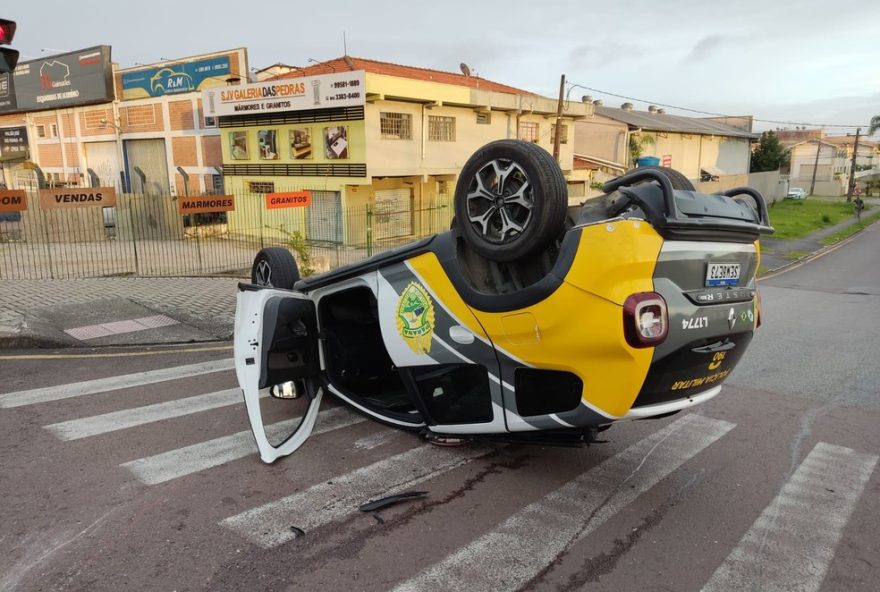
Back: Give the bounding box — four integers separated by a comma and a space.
0, 187, 453, 280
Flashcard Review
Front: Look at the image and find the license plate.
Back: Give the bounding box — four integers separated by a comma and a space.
706, 263, 740, 287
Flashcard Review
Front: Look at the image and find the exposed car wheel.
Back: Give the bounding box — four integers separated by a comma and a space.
251, 247, 300, 289
630, 165, 695, 190
454, 140, 568, 262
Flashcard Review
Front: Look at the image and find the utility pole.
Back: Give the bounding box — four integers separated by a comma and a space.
809, 139, 822, 196
846, 127, 860, 203
553, 74, 565, 162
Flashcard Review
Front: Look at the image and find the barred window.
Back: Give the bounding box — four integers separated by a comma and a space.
248, 181, 275, 194
518, 121, 539, 143
476, 112, 491, 125
428, 116, 456, 142
380, 112, 412, 140
551, 123, 568, 145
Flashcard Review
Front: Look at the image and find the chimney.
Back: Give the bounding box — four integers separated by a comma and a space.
581, 95, 592, 103
593, 99, 603, 106
648, 105, 658, 114
657, 108, 666, 114
621, 102, 634, 111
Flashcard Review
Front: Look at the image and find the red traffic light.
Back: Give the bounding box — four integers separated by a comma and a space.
0, 19, 15, 44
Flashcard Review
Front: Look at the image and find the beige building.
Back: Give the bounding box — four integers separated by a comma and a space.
574, 103, 756, 191
210, 56, 592, 245
786, 134, 878, 195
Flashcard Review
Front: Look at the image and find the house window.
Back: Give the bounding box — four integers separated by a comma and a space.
551, 123, 568, 145
476, 112, 491, 125
35, 124, 46, 138
428, 116, 456, 142
380, 112, 412, 140
203, 116, 217, 128
248, 181, 275, 194
211, 174, 224, 194
49, 123, 59, 138
518, 121, 539, 143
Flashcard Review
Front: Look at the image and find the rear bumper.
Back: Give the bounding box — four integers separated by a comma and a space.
624, 385, 722, 419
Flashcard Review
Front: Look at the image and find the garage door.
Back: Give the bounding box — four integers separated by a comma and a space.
307, 190, 341, 243
124, 138, 170, 195
374, 187, 413, 240
84, 141, 121, 187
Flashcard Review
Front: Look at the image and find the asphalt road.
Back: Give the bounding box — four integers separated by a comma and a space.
1, 227, 878, 592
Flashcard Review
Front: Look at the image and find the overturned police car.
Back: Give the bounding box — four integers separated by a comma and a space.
234, 140, 772, 463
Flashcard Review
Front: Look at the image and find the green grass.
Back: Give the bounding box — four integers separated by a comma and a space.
820, 209, 880, 246
784, 250, 810, 261
766, 199, 862, 240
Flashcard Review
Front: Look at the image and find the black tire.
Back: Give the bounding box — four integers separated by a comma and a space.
251, 247, 300, 289
453, 140, 568, 262
629, 165, 695, 190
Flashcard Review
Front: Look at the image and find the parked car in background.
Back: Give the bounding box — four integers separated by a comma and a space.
787, 187, 807, 200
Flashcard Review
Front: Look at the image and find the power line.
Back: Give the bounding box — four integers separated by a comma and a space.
566, 82, 867, 129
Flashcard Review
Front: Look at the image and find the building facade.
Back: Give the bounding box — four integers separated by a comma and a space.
207, 57, 592, 245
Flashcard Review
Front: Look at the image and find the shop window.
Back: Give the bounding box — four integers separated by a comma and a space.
518, 121, 539, 143
380, 112, 412, 140
49, 123, 59, 138
211, 174, 224, 194
476, 112, 491, 125
551, 123, 568, 145
203, 116, 217, 128
428, 116, 455, 142
249, 181, 275, 194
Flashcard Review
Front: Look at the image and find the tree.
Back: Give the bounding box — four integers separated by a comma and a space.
870, 115, 880, 136
750, 130, 789, 172
628, 132, 655, 166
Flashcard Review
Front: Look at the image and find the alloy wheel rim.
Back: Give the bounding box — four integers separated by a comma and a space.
465, 158, 534, 244
254, 260, 273, 286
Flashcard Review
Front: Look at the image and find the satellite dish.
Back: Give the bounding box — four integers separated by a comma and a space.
459, 63, 472, 77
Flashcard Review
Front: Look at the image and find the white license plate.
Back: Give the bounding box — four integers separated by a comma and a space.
706, 263, 740, 287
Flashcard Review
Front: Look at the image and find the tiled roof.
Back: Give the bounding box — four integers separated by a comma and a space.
821, 135, 878, 148
595, 106, 757, 140
273, 56, 534, 96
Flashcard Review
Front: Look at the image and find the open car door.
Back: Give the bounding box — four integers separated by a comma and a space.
234, 284, 322, 463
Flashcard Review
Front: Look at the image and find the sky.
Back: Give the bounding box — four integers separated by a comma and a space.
6, 0, 879, 136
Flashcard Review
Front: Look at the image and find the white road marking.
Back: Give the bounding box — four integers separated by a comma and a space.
122, 406, 365, 485
0, 359, 234, 408
45, 388, 244, 441
221, 443, 496, 548
701, 442, 877, 592
353, 428, 401, 450
392, 414, 735, 592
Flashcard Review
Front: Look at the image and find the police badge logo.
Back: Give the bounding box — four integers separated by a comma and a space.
396, 281, 435, 354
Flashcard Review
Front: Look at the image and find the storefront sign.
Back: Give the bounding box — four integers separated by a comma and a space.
177, 195, 236, 215
202, 71, 365, 118
39, 187, 117, 210
121, 56, 231, 100
0, 72, 16, 112
0, 190, 27, 212
0, 46, 113, 114
662, 154, 672, 167
0, 126, 28, 161
266, 191, 312, 209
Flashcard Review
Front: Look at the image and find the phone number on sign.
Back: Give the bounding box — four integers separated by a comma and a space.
328, 93, 362, 101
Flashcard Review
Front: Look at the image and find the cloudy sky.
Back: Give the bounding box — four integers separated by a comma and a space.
7, 0, 878, 135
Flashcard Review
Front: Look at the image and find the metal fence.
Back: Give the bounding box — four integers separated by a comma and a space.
0, 187, 454, 280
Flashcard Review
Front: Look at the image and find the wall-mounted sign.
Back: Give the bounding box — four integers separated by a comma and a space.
662, 154, 672, 167
203, 71, 365, 118
121, 56, 232, 100
0, 190, 27, 212
177, 195, 236, 215
0, 46, 114, 114
0, 72, 16, 112
266, 191, 312, 209
0, 126, 28, 161
39, 187, 117, 210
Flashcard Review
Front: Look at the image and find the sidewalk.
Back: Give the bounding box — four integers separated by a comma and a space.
0, 276, 242, 349
1, 211, 876, 349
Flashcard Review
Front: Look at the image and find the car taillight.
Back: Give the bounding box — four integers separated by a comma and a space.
623, 292, 668, 348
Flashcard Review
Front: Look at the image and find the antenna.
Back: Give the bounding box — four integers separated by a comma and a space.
459, 63, 471, 77
343, 31, 347, 56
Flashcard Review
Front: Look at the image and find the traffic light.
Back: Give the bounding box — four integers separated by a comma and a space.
0, 18, 19, 73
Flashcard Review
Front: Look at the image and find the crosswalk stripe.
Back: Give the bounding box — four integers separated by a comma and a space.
220, 443, 496, 548
45, 388, 243, 441
122, 406, 365, 485
0, 358, 234, 408
701, 442, 877, 592
391, 414, 735, 592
